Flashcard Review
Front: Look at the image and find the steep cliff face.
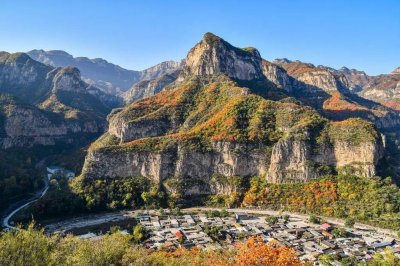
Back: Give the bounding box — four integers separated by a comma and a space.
261, 60, 293, 93
180, 33, 265, 81
49, 67, 86, 93
267, 136, 383, 183
84, 115, 383, 194
83, 141, 268, 195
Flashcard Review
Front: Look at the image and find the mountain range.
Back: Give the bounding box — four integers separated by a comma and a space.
81, 33, 399, 197
27, 49, 181, 97
1, 32, 400, 210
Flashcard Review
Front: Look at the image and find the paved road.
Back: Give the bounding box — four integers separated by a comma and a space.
41, 206, 398, 239
45, 211, 133, 233
2, 181, 49, 230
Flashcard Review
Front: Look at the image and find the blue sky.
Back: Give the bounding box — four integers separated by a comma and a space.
0, 0, 399, 75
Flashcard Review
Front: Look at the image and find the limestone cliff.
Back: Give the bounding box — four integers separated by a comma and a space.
267, 136, 383, 183
83, 140, 268, 195
180, 33, 265, 81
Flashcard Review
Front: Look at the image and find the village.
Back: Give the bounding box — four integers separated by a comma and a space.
72, 209, 399, 265
41, 166, 400, 264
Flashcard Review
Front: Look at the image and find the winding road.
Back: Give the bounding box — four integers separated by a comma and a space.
2, 181, 49, 230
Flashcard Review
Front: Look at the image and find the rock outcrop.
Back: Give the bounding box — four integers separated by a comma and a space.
261, 60, 293, 93
123, 70, 180, 103
274, 59, 349, 93
267, 137, 383, 183
360, 70, 400, 104
336, 67, 370, 93
138, 61, 182, 81
180, 33, 265, 81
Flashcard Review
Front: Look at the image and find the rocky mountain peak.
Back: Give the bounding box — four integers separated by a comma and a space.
392, 67, 400, 74
273, 58, 292, 64
50, 66, 86, 93
181, 32, 264, 80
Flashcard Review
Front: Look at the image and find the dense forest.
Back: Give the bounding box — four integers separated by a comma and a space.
242, 174, 400, 231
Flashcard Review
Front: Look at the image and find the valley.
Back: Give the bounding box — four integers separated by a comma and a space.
1, 31, 400, 265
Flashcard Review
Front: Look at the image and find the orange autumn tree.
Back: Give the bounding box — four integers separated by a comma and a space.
159, 236, 305, 266
233, 236, 305, 266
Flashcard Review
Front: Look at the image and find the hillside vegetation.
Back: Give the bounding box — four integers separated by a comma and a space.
2, 225, 398, 266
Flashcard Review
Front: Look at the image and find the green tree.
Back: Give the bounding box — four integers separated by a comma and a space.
309, 215, 320, 224
369, 248, 400, 265
332, 228, 348, 238
140, 191, 151, 207
220, 209, 229, 217
132, 224, 146, 244
266, 215, 279, 225
345, 217, 355, 228
204, 225, 222, 240
0, 223, 55, 266
172, 207, 182, 216
110, 225, 121, 233
283, 214, 290, 223
53, 233, 131, 266
318, 254, 335, 266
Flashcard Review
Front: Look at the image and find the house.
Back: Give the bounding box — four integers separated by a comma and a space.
137, 214, 151, 222
46, 166, 75, 180
322, 231, 333, 239
175, 231, 184, 239
235, 213, 249, 221
65, 170, 75, 179
371, 239, 395, 250
320, 223, 332, 231
47, 166, 64, 175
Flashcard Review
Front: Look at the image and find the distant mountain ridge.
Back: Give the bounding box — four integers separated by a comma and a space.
27, 49, 181, 95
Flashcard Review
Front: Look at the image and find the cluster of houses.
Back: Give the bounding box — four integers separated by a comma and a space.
136, 211, 400, 264
46, 166, 75, 180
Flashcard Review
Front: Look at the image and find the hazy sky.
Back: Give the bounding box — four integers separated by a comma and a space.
1, 0, 399, 75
